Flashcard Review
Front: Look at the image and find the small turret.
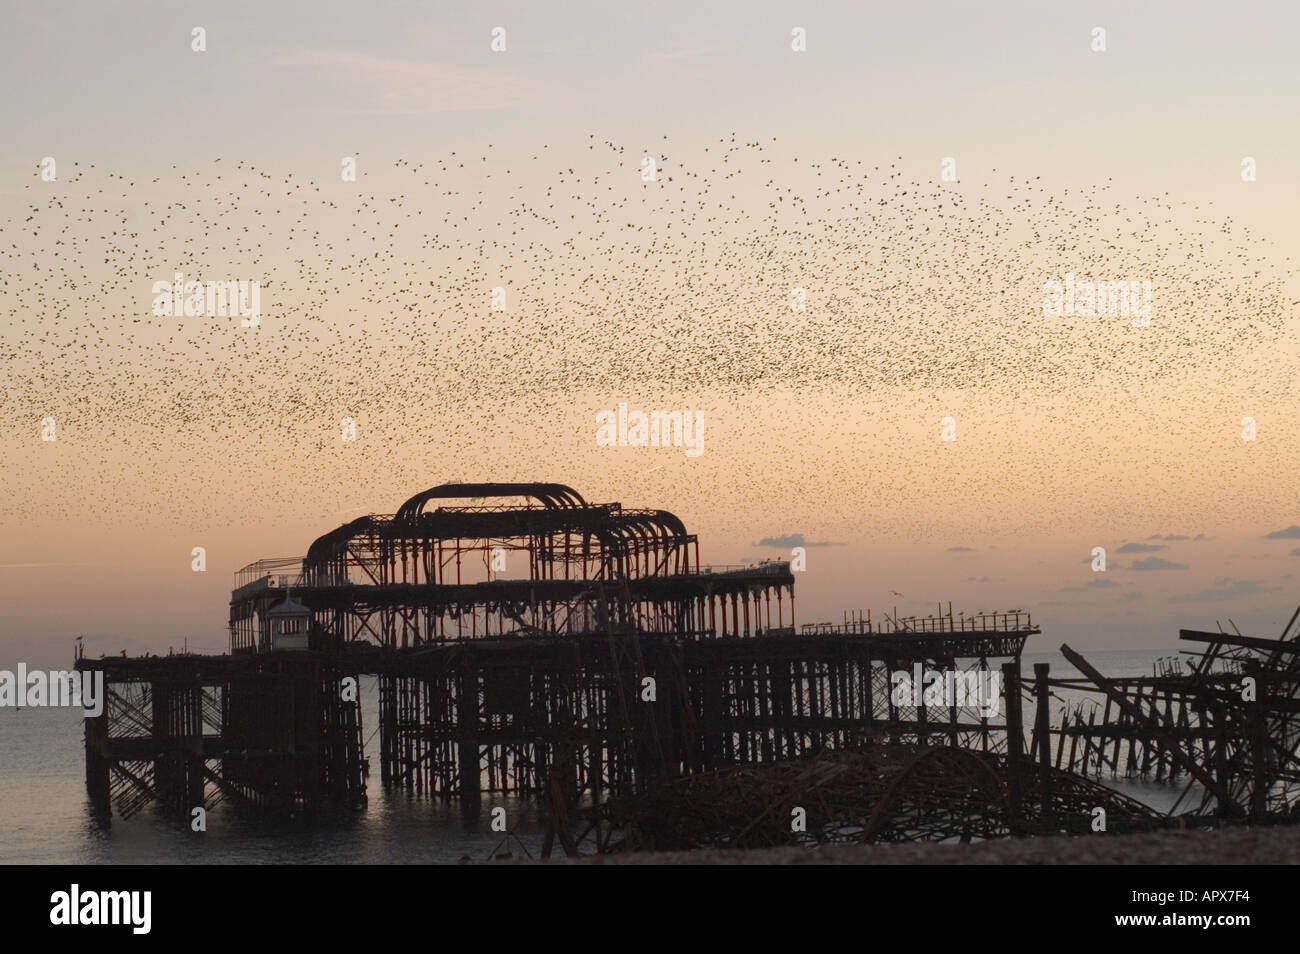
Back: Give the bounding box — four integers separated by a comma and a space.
267, 590, 311, 651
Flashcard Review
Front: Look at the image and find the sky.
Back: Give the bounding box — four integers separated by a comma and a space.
3, 1, 1300, 668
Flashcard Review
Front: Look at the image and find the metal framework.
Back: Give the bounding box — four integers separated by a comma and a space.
117, 481, 1300, 856
1030, 614, 1300, 821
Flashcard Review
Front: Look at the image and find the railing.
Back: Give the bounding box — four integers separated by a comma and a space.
232, 558, 356, 602
697, 562, 791, 576
232, 554, 791, 605
234, 557, 303, 589
802, 611, 1033, 636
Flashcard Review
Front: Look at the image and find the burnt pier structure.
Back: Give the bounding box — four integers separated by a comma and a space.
79, 482, 1036, 841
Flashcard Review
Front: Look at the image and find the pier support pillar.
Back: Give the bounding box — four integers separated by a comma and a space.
84, 705, 111, 807
458, 668, 481, 819
1002, 662, 1024, 835
1033, 663, 1053, 830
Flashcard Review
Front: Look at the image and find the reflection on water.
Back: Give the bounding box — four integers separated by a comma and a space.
0, 680, 549, 864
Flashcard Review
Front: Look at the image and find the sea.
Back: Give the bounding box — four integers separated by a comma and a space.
0, 647, 1186, 864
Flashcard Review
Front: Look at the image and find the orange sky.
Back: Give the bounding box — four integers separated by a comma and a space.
4, 2, 1300, 667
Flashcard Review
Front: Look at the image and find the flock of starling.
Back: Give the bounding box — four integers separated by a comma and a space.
2, 134, 1296, 545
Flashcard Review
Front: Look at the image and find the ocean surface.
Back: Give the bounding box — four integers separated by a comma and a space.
0, 647, 1187, 863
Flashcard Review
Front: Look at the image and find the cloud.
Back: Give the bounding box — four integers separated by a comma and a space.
1131, 556, 1189, 571
1291, 548, 1300, 557
946, 546, 976, 552
1119, 542, 1166, 553
1087, 578, 1120, 588
1169, 580, 1262, 604
1147, 534, 1190, 541
1120, 591, 1144, 601
1264, 525, 1300, 539
274, 50, 537, 113
756, 533, 838, 548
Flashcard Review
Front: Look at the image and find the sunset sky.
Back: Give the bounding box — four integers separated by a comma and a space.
4, 1, 1300, 669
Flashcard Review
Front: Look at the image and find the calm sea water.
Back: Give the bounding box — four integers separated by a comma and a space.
0, 675, 549, 864
0, 649, 1185, 863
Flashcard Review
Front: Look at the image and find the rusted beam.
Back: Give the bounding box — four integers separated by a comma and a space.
1059, 644, 1233, 811
1179, 629, 1300, 655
